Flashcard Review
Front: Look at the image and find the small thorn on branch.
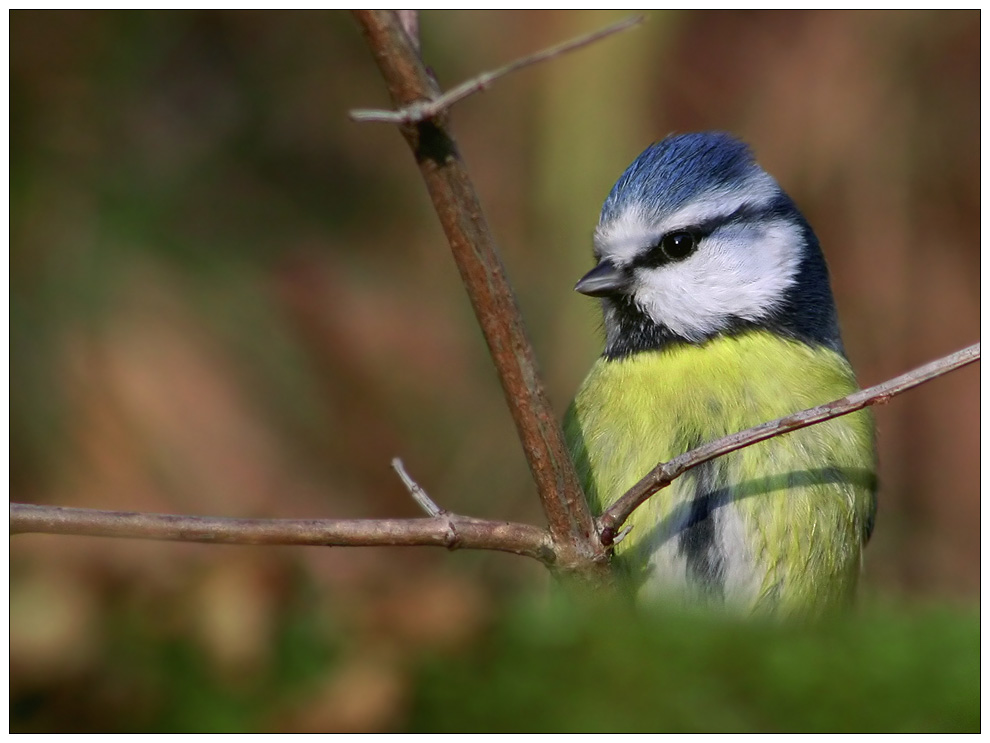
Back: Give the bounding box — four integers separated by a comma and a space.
598, 521, 632, 548
392, 457, 444, 517
611, 525, 633, 546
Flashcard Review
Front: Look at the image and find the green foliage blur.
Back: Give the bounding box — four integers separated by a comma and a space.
409, 597, 979, 734
10, 10, 980, 733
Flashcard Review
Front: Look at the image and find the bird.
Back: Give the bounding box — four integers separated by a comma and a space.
564, 132, 876, 618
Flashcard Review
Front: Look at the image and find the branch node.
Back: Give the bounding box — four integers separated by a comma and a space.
443, 519, 462, 550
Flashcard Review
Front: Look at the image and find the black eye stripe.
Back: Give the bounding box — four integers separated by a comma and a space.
631, 195, 793, 270
690, 198, 787, 234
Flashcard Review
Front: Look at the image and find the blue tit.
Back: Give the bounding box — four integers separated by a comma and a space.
564, 132, 876, 617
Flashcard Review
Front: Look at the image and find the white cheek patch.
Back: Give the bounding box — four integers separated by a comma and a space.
633, 220, 804, 339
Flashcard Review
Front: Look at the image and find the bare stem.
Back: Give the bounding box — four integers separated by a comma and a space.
9, 503, 555, 563
597, 343, 981, 545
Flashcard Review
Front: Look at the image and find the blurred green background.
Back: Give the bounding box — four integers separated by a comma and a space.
10, 10, 979, 732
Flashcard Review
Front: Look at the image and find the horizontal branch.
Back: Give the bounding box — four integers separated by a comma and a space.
597, 342, 981, 545
350, 15, 643, 124
9, 503, 555, 564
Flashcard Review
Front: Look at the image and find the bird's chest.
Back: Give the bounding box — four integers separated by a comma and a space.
566, 338, 871, 611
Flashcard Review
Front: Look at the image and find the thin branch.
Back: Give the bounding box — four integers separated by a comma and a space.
597, 343, 981, 545
350, 15, 643, 124
392, 457, 444, 517
9, 503, 555, 563
351, 10, 605, 573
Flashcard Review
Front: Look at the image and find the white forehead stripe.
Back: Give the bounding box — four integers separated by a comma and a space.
660, 172, 779, 235
592, 202, 654, 267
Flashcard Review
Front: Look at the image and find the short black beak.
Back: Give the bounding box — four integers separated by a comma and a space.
574, 260, 629, 297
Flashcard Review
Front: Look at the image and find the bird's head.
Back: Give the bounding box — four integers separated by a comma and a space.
577, 132, 842, 360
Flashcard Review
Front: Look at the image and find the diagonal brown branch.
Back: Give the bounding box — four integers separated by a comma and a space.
597, 343, 981, 545
351, 10, 605, 573
9, 503, 555, 563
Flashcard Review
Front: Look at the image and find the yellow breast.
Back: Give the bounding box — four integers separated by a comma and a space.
565, 331, 876, 616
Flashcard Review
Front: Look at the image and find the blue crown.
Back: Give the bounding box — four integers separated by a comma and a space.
601, 132, 762, 222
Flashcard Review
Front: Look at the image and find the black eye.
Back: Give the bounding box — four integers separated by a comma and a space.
659, 230, 698, 261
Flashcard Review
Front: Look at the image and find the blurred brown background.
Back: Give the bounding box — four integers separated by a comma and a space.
10, 10, 979, 732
